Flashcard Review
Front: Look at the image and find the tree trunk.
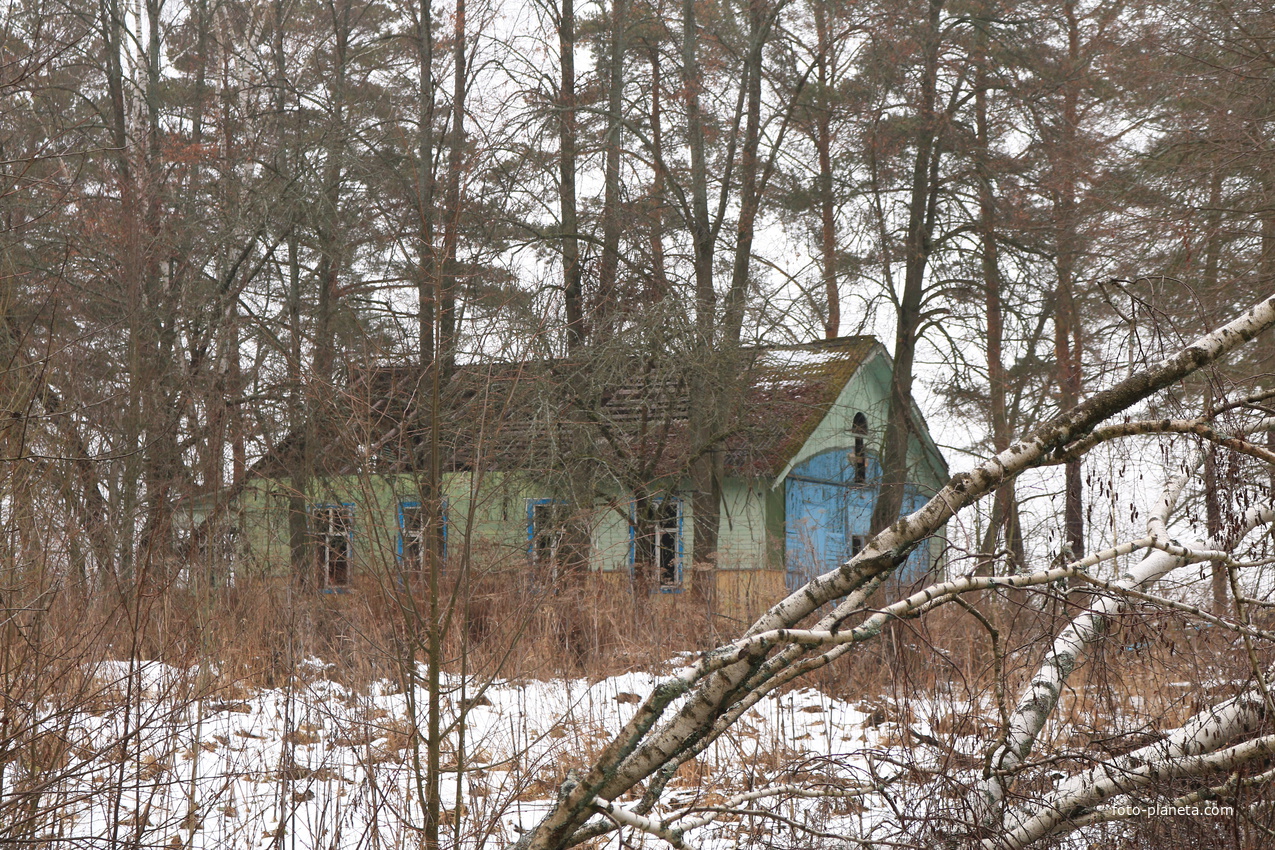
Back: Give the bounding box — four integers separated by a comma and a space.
682, 0, 719, 619
415, 0, 437, 366
595, 0, 628, 336
973, 1, 1023, 572
439, 0, 465, 378
814, 0, 838, 339
1054, 0, 1085, 561
644, 41, 670, 300
1203, 446, 1226, 615
558, 0, 583, 352
267, 0, 311, 575
721, 0, 769, 345
870, 0, 944, 537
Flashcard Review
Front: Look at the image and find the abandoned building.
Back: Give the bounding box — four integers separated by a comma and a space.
183, 336, 948, 618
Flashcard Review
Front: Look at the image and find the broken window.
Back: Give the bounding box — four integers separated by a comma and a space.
313, 504, 353, 588
201, 524, 240, 586
852, 412, 869, 483
399, 500, 447, 570
634, 498, 682, 590
375, 440, 403, 472
528, 499, 569, 586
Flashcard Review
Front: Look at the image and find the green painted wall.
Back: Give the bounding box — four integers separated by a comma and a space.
774, 347, 947, 494
589, 497, 634, 573
198, 347, 947, 585
718, 480, 772, 570
200, 471, 553, 580
206, 471, 779, 582
580, 480, 771, 575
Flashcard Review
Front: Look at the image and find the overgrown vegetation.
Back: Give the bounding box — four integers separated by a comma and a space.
9, 0, 1275, 844
3, 500, 1274, 847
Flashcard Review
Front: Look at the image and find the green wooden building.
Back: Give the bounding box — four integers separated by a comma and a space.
183, 337, 947, 617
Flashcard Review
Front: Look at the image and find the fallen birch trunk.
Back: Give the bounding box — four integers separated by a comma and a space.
516, 295, 1275, 850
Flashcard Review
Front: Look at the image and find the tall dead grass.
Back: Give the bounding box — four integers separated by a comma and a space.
4, 556, 1272, 847
15, 566, 725, 692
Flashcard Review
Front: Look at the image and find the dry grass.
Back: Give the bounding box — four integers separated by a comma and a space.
39, 568, 1251, 742
4, 557, 1274, 848
6, 563, 1269, 732
2, 560, 725, 700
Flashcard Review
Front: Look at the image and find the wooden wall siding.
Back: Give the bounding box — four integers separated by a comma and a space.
716, 481, 769, 571
785, 448, 876, 591
784, 451, 933, 592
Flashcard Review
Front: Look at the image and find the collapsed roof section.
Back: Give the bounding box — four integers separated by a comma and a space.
253, 336, 881, 483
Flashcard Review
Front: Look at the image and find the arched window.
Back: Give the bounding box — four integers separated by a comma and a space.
852, 412, 868, 483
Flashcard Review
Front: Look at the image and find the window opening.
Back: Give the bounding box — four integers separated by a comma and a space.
852, 412, 869, 483
528, 500, 569, 586
633, 498, 682, 590
314, 504, 353, 587
399, 500, 447, 569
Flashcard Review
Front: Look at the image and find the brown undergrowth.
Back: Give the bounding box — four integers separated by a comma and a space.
11, 563, 1266, 731
4, 559, 1272, 848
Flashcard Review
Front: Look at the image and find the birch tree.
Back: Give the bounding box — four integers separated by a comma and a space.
511, 292, 1275, 849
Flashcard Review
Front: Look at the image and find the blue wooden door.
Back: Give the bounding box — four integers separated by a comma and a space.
786, 450, 858, 592
784, 449, 929, 592
785, 476, 845, 591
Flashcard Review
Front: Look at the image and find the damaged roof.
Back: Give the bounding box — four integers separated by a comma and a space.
254, 336, 881, 483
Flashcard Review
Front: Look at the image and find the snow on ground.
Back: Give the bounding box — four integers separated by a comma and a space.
4, 659, 925, 848
7, 650, 1212, 848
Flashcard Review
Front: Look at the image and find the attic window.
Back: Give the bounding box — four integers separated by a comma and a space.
313, 504, 353, 588
852, 412, 869, 483
375, 441, 402, 471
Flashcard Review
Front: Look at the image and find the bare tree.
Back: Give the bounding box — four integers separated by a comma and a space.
510, 292, 1275, 849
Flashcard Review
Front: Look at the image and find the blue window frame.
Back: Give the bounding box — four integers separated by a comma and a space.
528, 499, 568, 585
312, 503, 354, 589
630, 497, 684, 592
398, 500, 447, 569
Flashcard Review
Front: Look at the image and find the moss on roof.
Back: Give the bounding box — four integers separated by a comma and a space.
738, 336, 879, 476
253, 336, 883, 483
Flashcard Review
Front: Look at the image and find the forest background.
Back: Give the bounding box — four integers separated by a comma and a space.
6, 0, 1275, 846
